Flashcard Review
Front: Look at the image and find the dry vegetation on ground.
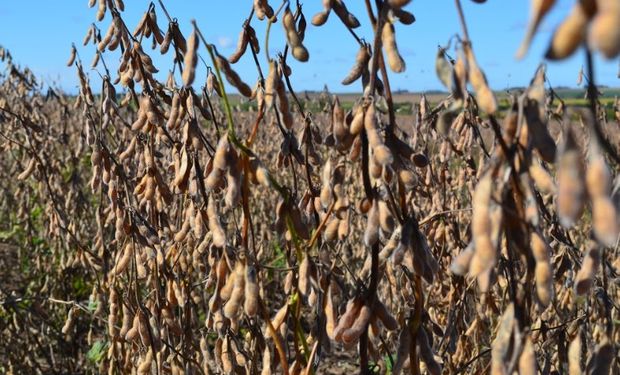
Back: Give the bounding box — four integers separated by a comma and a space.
1, 0, 620, 374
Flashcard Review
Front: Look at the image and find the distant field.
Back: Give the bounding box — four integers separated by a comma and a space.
227, 87, 619, 116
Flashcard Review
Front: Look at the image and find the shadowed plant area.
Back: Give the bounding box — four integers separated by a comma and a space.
2, 0, 620, 374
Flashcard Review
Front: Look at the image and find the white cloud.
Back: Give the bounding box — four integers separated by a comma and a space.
217, 36, 233, 49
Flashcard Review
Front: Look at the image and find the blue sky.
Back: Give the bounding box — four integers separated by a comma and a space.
0, 1, 618, 94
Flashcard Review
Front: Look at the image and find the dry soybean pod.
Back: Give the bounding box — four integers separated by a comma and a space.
588, 338, 614, 375
589, 0, 620, 58
465, 47, 497, 114
342, 44, 370, 85
516, 0, 557, 59
182, 28, 199, 86
469, 171, 495, 278
364, 103, 393, 166
332, 0, 360, 28
340, 303, 372, 344
254, 0, 274, 20
364, 198, 380, 246
568, 333, 582, 375
574, 241, 600, 295
545, 1, 590, 60
531, 231, 553, 306
223, 260, 246, 319
324, 285, 337, 339
518, 336, 537, 374
417, 327, 441, 375
215, 51, 253, 97
282, 6, 309, 62
388, 0, 411, 8
556, 128, 585, 228
243, 263, 259, 317
17, 158, 36, 181
67, 45, 77, 67
333, 297, 363, 342
228, 25, 249, 64
382, 20, 406, 73
586, 145, 619, 246
373, 299, 398, 330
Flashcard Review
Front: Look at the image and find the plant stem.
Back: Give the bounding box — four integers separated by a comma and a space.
454, 0, 471, 43
585, 47, 620, 164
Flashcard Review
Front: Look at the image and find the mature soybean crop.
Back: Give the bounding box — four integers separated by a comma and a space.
1, 0, 620, 374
